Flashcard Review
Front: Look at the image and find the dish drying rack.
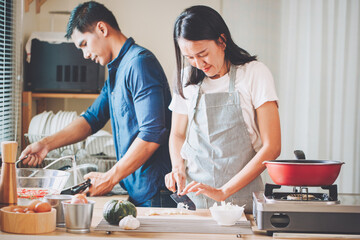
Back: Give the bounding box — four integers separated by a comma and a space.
24, 133, 116, 158
22, 134, 117, 173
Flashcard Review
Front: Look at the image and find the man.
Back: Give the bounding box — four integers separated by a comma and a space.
19, 1, 174, 207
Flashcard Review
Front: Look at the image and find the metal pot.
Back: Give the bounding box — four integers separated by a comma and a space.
263, 150, 344, 186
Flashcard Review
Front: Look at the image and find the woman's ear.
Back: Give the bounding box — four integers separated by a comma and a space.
96, 21, 108, 37
218, 33, 227, 49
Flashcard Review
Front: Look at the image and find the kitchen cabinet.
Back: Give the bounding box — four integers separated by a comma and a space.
21, 91, 98, 149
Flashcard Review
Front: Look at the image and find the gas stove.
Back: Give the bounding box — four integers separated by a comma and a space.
253, 183, 360, 235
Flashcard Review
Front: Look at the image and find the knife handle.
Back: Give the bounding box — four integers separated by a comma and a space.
61, 179, 91, 195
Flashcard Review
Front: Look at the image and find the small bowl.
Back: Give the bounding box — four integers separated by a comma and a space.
209, 205, 244, 226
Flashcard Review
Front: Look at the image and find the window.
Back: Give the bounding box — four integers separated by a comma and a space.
0, 0, 21, 151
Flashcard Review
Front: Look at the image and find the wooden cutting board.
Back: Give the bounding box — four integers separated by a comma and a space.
95, 208, 252, 235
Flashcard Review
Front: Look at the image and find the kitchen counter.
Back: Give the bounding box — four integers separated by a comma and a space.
1, 195, 358, 240
0, 195, 270, 240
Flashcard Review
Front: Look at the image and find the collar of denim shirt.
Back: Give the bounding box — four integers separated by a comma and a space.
107, 37, 135, 71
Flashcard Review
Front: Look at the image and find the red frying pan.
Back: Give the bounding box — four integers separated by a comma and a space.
263, 150, 344, 186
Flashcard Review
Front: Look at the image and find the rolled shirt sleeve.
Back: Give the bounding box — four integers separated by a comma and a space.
127, 55, 169, 145
81, 80, 110, 133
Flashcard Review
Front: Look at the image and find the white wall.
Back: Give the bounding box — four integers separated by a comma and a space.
223, 0, 281, 84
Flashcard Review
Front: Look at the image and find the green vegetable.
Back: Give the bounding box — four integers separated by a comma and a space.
103, 199, 137, 225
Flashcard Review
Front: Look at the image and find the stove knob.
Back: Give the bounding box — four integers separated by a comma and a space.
270, 213, 290, 228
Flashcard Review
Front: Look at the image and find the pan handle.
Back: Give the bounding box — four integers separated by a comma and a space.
294, 150, 306, 159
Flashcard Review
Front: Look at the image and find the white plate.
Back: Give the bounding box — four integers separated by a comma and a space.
36, 111, 46, 135
62, 111, 71, 129
28, 112, 43, 135
58, 111, 66, 130
70, 111, 77, 123
57, 111, 66, 131
44, 113, 54, 135
39, 111, 52, 135
66, 111, 74, 126
56, 111, 64, 131
51, 111, 61, 134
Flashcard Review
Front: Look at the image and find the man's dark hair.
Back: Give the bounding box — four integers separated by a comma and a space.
65, 1, 120, 39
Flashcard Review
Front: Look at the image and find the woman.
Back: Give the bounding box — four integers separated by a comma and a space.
165, 5, 281, 213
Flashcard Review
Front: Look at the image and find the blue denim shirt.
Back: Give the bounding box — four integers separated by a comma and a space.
82, 38, 172, 205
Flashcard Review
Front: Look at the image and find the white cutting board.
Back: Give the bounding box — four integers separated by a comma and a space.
95, 208, 252, 235
139, 207, 247, 221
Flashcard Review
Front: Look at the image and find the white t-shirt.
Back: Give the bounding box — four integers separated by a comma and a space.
169, 61, 279, 152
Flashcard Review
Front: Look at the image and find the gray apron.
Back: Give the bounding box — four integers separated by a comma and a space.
180, 65, 263, 213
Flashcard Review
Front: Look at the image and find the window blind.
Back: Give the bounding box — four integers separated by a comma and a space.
0, 0, 21, 151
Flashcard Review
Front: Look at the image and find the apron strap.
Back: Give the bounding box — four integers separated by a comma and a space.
229, 64, 236, 92
186, 86, 202, 139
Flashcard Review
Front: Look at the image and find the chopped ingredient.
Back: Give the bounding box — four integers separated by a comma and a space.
145, 208, 188, 216
17, 188, 49, 199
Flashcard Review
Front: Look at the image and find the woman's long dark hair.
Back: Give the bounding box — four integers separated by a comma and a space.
174, 5, 257, 98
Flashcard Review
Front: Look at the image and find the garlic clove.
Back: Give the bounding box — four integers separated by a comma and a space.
119, 215, 140, 230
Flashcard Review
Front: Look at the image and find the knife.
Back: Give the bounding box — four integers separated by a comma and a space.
60, 179, 91, 195
170, 192, 196, 211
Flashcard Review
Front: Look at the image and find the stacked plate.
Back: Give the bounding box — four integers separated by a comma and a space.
50, 111, 78, 135
27, 111, 78, 142
26, 111, 116, 158
26, 111, 79, 156
27, 111, 53, 143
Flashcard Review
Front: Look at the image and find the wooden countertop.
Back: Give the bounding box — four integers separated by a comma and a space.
0, 195, 273, 239
2, 195, 355, 239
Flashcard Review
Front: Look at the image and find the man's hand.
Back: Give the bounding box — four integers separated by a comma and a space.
83, 171, 116, 196
180, 181, 228, 202
19, 141, 49, 166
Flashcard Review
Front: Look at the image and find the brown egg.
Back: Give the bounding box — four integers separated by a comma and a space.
8, 205, 19, 212
12, 207, 25, 213
34, 201, 52, 213
25, 210, 35, 213
27, 199, 42, 211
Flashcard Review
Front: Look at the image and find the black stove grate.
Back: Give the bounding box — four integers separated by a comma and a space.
264, 183, 338, 201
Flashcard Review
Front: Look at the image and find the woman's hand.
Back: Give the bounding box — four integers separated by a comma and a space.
165, 170, 186, 193
167, 112, 188, 193
180, 181, 228, 202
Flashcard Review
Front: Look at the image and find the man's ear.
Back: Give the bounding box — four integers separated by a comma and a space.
96, 21, 108, 37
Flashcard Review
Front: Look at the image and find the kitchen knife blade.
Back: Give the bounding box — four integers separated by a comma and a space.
170, 192, 196, 211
